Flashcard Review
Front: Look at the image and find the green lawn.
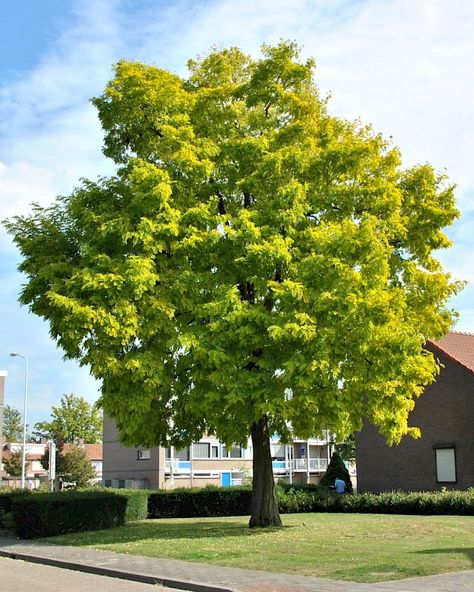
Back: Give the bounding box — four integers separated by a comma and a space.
46, 513, 474, 583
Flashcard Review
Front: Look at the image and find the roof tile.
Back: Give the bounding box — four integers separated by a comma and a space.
428, 331, 474, 374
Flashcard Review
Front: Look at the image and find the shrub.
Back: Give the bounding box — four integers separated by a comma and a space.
319, 451, 353, 493
103, 488, 149, 521
77, 485, 151, 522
0, 489, 30, 526
276, 487, 474, 515
12, 491, 128, 538
76, 487, 150, 521
148, 486, 252, 518
0, 489, 27, 531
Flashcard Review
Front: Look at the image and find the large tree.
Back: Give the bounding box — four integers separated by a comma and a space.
5, 43, 460, 526
34, 394, 102, 444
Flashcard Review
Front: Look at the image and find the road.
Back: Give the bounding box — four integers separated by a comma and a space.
0, 557, 176, 591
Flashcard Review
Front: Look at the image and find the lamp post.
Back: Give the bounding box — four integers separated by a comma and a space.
9, 353, 28, 489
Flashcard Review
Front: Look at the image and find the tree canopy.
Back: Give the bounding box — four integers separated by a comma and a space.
4, 42, 460, 526
34, 394, 102, 444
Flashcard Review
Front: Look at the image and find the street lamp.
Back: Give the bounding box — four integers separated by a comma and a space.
9, 352, 28, 489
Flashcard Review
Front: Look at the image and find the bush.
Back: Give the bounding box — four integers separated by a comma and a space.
275, 486, 474, 515
319, 451, 353, 493
148, 486, 252, 518
0, 488, 31, 527
100, 488, 149, 521
76, 487, 149, 522
12, 491, 129, 538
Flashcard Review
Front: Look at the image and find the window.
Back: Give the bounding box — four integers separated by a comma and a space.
435, 446, 456, 483
137, 449, 150, 460
223, 445, 242, 458
211, 445, 219, 458
165, 447, 190, 460
271, 444, 285, 459
176, 448, 190, 461
193, 442, 211, 458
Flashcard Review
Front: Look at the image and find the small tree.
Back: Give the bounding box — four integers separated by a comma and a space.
320, 451, 353, 493
41, 444, 96, 488
3, 449, 25, 478
3, 405, 23, 442
62, 446, 96, 488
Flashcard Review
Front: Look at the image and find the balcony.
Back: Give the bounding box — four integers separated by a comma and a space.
165, 459, 191, 474
164, 457, 328, 475
272, 460, 287, 473
272, 458, 328, 473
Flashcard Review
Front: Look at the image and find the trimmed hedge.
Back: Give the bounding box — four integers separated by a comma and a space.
277, 487, 474, 515
12, 491, 129, 538
7, 485, 474, 538
148, 486, 252, 518
79, 487, 149, 522
149, 486, 474, 519
0, 489, 31, 529
0, 489, 30, 515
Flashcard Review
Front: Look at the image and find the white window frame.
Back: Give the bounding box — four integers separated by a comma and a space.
223, 445, 243, 459
435, 446, 456, 483
193, 442, 211, 459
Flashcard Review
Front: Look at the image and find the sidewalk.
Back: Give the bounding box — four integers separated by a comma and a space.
0, 536, 473, 592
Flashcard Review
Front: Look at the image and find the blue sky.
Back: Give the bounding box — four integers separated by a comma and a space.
1, 0, 473, 427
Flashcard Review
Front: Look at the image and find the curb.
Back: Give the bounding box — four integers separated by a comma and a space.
0, 548, 236, 592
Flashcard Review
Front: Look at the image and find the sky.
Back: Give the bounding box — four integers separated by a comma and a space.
1, 0, 473, 428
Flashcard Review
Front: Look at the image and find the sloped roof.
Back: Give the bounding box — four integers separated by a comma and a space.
428, 331, 474, 374
62, 443, 102, 460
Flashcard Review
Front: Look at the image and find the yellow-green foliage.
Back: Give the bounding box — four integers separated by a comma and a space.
5, 42, 461, 451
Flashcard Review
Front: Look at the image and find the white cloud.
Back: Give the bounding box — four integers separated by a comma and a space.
0, 0, 123, 129
0, 161, 56, 219
307, 0, 474, 202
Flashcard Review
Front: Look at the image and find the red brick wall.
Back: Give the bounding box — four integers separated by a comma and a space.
356, 346, 474, 492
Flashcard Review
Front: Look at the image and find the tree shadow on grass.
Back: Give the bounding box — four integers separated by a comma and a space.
414, 548, 474, 568
46, 520, 291, 546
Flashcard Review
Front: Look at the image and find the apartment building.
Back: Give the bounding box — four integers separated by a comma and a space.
103, 415, 332, 489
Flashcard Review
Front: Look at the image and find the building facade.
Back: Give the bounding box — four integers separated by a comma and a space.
103, 415, 332, 489
356, 332, 474, 493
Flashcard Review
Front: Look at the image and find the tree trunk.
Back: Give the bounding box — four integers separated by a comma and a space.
249, 415, 282, 528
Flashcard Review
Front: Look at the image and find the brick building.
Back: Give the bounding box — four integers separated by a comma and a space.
356, 332, 474, 493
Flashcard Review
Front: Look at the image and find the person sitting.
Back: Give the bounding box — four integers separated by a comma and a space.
334, 476, 346, 494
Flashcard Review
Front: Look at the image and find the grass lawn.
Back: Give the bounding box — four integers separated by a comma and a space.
45, 513, 474, 583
